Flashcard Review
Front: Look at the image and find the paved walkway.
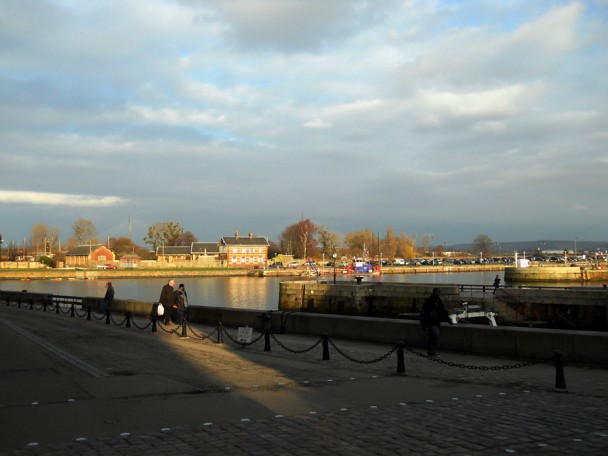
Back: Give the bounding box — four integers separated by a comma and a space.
0, 302, 607, 455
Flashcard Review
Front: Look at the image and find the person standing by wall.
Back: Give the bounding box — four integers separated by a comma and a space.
421, 287, 452, 357
100, 282, 114, 314
158, 279, 176, 325
175, 283, 188, 325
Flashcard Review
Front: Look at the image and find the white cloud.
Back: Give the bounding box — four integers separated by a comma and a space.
0, 191, 127, 207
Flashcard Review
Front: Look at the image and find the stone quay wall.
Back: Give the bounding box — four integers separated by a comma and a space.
278, 280, 461, 317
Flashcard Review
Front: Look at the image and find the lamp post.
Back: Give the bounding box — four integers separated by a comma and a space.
0, 233, 3, 268
574, 237, 577, 257
332, 253, 337, 284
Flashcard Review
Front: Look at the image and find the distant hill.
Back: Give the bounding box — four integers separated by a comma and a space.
450, 240, 608, 255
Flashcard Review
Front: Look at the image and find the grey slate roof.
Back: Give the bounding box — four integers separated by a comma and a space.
155, 246, 192, 256
192, 242, 220, 254
220, 236, 269, 246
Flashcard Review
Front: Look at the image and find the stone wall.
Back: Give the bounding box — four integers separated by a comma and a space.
278, 281, 461, 316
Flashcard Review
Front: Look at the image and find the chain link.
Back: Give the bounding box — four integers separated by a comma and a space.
185, 323, 217, 341
403, 345, 552, 369
270, 332, 323, 354
328, 337, 399, 364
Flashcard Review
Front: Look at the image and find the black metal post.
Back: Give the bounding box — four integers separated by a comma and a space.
105, 309, 110, 324
180, 319, 187, 338
264, 328, 271, 352
322, 334, 330, 360
397, 341, 406, 375
70, 303, 75, 317
151, 315, 157, 332
87, 306, 92, 321
126, 312, 131, 328
554, 350, 567, 391
217, 323, 224, 344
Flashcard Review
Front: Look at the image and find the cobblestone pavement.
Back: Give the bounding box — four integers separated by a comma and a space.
1, 302, 607, 455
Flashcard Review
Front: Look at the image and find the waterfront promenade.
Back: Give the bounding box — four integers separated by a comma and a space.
1, 302, 607, 455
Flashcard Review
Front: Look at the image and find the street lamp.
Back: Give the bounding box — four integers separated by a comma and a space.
332, 253, 337, 284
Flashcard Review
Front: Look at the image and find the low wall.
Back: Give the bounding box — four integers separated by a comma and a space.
2, 291, 606, 365
189, 307, 607, 366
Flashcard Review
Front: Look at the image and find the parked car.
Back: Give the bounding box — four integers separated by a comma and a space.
97, 264, 117, 269
393, 258, 405, 265
286, 261, 300, 268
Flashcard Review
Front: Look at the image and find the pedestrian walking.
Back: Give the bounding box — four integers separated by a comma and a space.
493, 274, 501, 294
158, 279, 176, 325
175, 283, 188, 325
99, 282, 114, 314
420, 287, 452, 357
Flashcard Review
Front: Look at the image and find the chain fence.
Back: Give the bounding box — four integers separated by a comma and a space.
2, 294, 567, 389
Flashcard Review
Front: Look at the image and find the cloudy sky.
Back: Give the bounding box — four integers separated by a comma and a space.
1, 0, 607, 249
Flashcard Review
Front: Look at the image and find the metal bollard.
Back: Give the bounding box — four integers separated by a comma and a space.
70, 303, 75, 318
126, 312, 131, 328
217, 323, 224, 344
397, 341, 406, 375
29, 299, 34, 310
87, 306, 92, 321
105, 309, 110, 324
554, 350, 567, 391
264, 329, 271, 352
180, 319, 187, 338
151, 315, 157, 332
322, 334, 330, 360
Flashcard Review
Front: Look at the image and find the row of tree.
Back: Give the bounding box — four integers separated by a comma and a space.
9, 218, 497, 262
277, 219, 495, 259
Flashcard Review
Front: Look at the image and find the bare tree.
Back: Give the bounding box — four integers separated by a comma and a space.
472, 234, 494, 256
72, 219, 98, 245
143, 221, 184, 252
279, 219, 318, 259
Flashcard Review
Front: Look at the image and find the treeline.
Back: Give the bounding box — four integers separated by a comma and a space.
12, 218, 499, 263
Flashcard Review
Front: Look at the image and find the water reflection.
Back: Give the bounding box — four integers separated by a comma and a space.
0, 270, 597, 311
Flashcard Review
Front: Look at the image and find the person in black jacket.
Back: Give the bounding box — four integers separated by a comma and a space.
158, 279, 176, 325
175, 283, 188, 325
421, 288, 452, 357
99, 282, 114, 314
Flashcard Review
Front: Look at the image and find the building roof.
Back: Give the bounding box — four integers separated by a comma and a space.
66, 244, 105, 256
155, 246, 192, 256
220, 236, 269, 246
119, 253, 141, 259
192, 242, 220, 254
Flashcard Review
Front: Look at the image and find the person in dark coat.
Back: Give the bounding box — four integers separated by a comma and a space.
158, 279, 176, 325
175, 283, 188, 325
99, 282, 114, 314
493, 275, 501, 294
421, 288, 452, 357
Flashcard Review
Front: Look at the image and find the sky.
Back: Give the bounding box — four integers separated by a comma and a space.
1, 0, 607, 249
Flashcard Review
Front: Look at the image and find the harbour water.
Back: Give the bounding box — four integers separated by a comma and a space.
0, 270, 595, 311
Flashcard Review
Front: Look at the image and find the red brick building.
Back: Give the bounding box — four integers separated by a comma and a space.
219, 231, 269, 268
65, 244, 116, 268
